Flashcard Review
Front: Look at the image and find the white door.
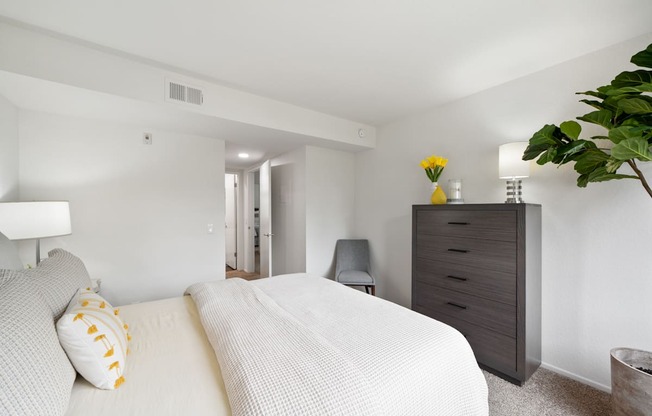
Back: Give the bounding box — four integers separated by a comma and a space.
259, 160, 272, 277
225, 174, 237, 269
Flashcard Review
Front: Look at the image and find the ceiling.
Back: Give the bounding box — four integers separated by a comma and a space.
1, 0, 651, 127
0, 71, 368, 169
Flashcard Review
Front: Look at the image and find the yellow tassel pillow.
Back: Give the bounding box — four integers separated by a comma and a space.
56, 289, 130, 390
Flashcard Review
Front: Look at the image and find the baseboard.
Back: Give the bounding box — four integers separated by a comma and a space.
540, 362, 611, 393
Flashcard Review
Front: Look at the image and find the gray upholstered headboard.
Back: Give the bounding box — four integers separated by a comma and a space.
0, 232, 23, 270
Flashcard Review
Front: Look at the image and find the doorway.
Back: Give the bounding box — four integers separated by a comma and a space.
224, 173, 237, 271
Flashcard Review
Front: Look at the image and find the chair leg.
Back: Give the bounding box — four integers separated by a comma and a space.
365, 286, 370, 294
371, 286, 376, 296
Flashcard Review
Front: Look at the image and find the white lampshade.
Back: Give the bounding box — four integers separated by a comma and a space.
499, 142, 530, 179
0, 201, 71, 240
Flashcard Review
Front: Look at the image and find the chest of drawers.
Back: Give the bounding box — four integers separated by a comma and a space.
411, 204, 541, 384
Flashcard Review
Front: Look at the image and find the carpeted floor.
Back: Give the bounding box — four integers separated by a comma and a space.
485, 368, 612, 415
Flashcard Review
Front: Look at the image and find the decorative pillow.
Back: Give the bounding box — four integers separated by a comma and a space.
0, 271, 76, 415
57, 289, 130, 390
0, 248, 93, 321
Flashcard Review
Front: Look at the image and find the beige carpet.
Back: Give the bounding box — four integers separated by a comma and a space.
485, 368, 612, 415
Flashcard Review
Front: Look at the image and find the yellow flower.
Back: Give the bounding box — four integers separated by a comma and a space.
427, 155, 436, 164
420, 160, 429, 169
434, 156, 443, 166
440, 158, 448, 167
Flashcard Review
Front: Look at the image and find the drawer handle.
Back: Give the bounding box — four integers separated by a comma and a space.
446, 275, 468, 282
447, 248, 469, 253
447, 221, 469, 225
447, 302, 467, 310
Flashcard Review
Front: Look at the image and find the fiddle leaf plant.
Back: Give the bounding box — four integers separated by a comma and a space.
523, 43, 652, 198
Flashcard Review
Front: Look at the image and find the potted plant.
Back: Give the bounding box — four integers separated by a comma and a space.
523, 43, 652, 415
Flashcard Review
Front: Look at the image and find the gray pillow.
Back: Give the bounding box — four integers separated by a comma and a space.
0, 272, 76, 415
0, 249, 93, 321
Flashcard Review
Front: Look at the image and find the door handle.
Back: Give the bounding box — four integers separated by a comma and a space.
264, 233, 274, 237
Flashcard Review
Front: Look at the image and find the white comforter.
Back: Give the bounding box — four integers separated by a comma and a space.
187, 274, 488, 416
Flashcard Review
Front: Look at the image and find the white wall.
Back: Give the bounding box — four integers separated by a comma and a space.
18, 110, 225, 305
0, 94, 19, 201
271, 147, 307, 275
306, 146, 356, 278
355, 34, 652, 390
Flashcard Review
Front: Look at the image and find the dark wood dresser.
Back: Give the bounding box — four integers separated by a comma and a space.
411, 203, 541, 385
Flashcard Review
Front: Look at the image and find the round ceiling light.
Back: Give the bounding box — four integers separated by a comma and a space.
238, 153, 250, 159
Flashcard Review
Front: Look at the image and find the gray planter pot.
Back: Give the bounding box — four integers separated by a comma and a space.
611, 347, 652, 416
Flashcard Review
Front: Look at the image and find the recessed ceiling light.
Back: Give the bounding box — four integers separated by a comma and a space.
238, 153, 250, 159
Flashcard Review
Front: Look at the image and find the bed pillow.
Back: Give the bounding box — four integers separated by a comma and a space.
0, 271, 76, 415
57, 289, 130, 390
0, 248, 93, 321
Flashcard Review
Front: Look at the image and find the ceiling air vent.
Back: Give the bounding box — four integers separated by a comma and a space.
166, 79, 204, 106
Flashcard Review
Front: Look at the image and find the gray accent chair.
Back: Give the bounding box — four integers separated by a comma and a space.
335, 239, 375, 296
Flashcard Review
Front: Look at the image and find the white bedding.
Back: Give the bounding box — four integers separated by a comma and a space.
66, 274, 488, 415
188, 274, 489, 415
65, 296, 231, 416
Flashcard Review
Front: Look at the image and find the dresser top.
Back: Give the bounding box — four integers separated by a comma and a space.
413, 203, 541, 209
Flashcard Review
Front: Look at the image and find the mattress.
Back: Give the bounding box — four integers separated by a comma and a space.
65, 296, 231, 416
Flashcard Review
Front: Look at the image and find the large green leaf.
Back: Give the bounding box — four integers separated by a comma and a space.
578, 89, 608, 99
577, 167, 638, 187
560, 120, 581, 140
587, 167, 638, 183
631, 44, 652, 69
608, 126, 641, 143
618, 98, 652, 115
577, 173, 590, 188
606, 83, 652, 95
573, 149, 609, 174
553, 140, 595, 165
611, 137, 652, 161
536, 148, 558, 165
612, 70, 652, 88
577, 110, 613, 129
523, 125, 559, 160
579, 99, 608, 111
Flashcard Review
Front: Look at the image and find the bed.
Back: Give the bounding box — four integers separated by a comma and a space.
0, 245, 488, 416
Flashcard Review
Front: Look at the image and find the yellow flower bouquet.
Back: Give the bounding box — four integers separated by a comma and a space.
420, 155, 448, 182
420, 154, 449, 204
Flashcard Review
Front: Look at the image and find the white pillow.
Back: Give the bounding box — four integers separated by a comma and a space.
57, 289, 130, 390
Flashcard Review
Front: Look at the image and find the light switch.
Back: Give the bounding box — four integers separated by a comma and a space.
207, 223, 214, 234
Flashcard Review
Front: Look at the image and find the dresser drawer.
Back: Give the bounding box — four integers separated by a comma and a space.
414, 305, 517, 374
415, 234, 516, 274
416, 209, 516, 242
413, 281, 516, 337
414, 257, 516, 305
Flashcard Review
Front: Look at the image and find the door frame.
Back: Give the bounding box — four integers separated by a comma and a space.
242, 162, 272, 276
225, 169, 245, 271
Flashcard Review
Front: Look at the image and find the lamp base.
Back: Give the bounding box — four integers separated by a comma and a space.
505, 179, 524, 203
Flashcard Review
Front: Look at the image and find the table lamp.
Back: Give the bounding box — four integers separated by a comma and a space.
0, 201, 71, 264
499, 142, 530, 203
